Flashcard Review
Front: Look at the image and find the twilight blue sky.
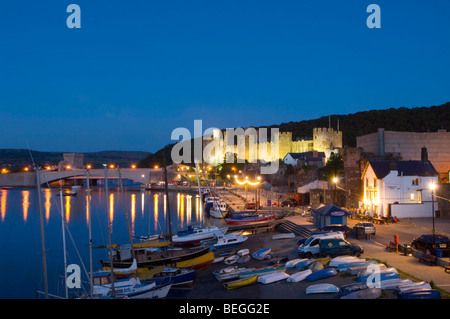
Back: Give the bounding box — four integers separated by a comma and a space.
0, 1, 449, 152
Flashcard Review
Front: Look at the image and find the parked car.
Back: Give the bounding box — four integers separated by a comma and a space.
353, 222, 376, 235
319, 238, 364, 257
321, 224, 352, 239
281, 198, 297, 207
298, 232, 345, 258
411, 234, 450, 255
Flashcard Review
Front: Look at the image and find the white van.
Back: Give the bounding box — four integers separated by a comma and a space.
298, 231, 345, 258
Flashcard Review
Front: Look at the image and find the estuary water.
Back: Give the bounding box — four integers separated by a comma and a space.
0, 182, 206, 299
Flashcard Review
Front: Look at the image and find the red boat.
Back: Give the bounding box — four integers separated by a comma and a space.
225, 214, 276, 226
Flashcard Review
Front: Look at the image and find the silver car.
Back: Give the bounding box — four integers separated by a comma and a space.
354, 222, 376, 235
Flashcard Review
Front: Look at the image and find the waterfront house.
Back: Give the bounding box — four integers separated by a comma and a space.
361, 159, 438, 219
283, 151, 325, 168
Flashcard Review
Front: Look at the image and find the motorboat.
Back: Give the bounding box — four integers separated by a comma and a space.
209, 201, 228, 219
207, 232, 248, 251
172, 224, 228, 246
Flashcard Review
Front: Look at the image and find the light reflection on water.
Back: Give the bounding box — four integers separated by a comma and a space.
0, 186, 213, 298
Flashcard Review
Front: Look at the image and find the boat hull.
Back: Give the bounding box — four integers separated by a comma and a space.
225, 214, 275, 226
306, 284, 339, 294
305, 268, 338, 282
224, 275, 258, 290
398, 289, 441, 299
341, 288, 381, 299
287, 269, 312, 282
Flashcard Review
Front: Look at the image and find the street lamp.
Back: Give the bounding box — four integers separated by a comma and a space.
430, 182, 437, 245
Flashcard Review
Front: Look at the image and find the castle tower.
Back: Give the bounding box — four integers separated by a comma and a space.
313, 128, 343, 153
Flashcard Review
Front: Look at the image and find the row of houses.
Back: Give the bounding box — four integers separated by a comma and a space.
284, 129, 449, 219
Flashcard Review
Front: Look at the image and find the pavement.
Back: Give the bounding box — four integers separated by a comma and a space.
285, 214, 450, 293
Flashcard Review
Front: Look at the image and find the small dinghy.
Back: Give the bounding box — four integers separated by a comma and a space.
238, 264, 285, 279
347, 263, 386, 276
357, 267, 398, 278
338, 260, 377, 272
214, 266, 254, 281
237, 249, 249, 257
237, 255, 251, 264
340, 283, 368, 296
379, 279, 413, 290
306, 283, 339, 294
224, 255, 240, 265
223, 275, 258, 290
341, 288, 381, 299
308, 261, 324, 272
398, 288, 441, 299
398, 281, 432, 292
305, 268, 338, 282
287, 269, 312, 283
257, 271, 290, 284
285, 258, 303, 268
213, 257, 225, 264
252, 248, 271, 260
272, 233, 295, 240
329, 256, 363, 268
357, 271, 399, 283
295, 259, 313, 269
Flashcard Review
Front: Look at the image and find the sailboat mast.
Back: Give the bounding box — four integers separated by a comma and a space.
194, 162, 203, 223
35, 167, 48, 299
86, 169, 93, 298
103, 164, 115, 297
163, 155, 172, 239
59, 185, 68, 299
117, 167, 136, 261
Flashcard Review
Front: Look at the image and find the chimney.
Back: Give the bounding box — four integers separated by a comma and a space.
421, 146, 428, 162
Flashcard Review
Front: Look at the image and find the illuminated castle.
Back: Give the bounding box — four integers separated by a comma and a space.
203, 127, 342, 165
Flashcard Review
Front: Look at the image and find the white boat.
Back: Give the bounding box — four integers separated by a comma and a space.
287, 269, 312, 283
272, 233, 295, 240
237, 249, 249, 257
251, 248, 271, 260
257, 272, 290, 284
209, 201, 228, 219
213, 257, 225, 264
308, 261, 324, 272
210, 232, 248, 250
224, 255, 240, 265
91, 272, 171, 299
398, 281, 432, 292
172, 224, 228, 246
306, 283, 339, 294
341, 288, 381, 299
237, 255, 250, 264
285, 258, 304, 268
214, 266, 254, 281
357, 267, 398, 278
329, 256, 363, 267
379, 279, 413, 290
347, 263, 386, 276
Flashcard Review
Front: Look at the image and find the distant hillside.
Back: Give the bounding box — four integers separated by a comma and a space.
138, 101, 450, 167
275, 101, 450, 147
0, 149, 151, 170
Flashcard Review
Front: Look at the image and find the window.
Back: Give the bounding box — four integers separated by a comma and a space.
412, 178, 419, 186
373, 178, 377, 187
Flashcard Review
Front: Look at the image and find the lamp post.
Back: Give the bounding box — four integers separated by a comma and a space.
430, 182, 437, 245
332, 177, 338, 205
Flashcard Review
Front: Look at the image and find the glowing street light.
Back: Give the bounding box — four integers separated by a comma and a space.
430, 182, 437, 245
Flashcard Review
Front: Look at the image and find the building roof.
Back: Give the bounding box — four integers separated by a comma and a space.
367, 160, 438, 179
312, 204, 351, 216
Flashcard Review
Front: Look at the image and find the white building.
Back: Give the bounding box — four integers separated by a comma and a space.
283, 151, 325, 167
361, 160, 438, 218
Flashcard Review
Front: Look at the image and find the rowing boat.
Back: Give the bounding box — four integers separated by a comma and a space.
305, 268, 338, 282
287, 269, 312, 283
257, 271, 290, 284
306, 284, 339, 294
397, 281, 432, 292
223, 275, 258, 290
341, 288, 381, 299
